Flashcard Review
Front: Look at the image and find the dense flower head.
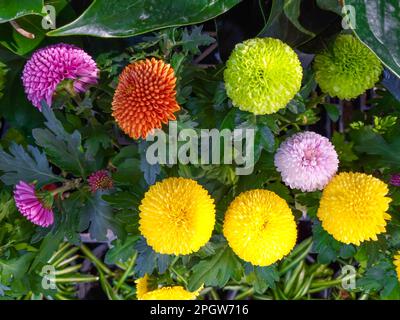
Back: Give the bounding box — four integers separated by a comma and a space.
314, 34, 382, 100
224, 37, 302, 115
223, 189, 297, 266
13, 181, 54, 227
87, 170, 113, 193
139, 177, 215, 255
317, 172, 391, 245
274, 131, 339, 192
112, 58, 180, 139
135, 275, 202, 300
22, 43, 99, 110
394, 252, 400, 282
389, 174, 400, 187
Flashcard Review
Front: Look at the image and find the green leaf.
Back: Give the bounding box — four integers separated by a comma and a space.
0, 143, 62, 186
56, 193, 86, 245
0, 253, 35, 282
0, 56, 43, 130
139, 141, 160, 185
312, 221, 355, 264
316, 0, 342, 15
358, 259, 400, 299
134, 237, 172, 277
0, 1, 74, 56
331, 132, 358, 163
30, 231, 64, 271
188, 243, 243, 291
48, 0, 240, 37
283, 0, 315, 36
80, 191, 123, 242
32, 103, 89, 177
351, 127, 400, 168
181, 25, 215, 55
323, 103, 340, 122
343, 0, 400, 78
105, 235, 139, 265
0, 0, 43, 23
244, 264, 279, 294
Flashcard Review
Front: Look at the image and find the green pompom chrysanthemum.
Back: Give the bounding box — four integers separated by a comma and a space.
314, 34, 382, 100
224, 38, 303, 115
0, 62, 6, 99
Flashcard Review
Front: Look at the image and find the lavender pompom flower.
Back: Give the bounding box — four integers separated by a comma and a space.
22, 43, 99, 110
13, 181, 54, 227
274, 131, 339, 192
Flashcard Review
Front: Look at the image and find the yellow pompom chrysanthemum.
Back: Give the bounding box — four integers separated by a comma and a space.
317, 172, 391, 245
223, 189, 298, 266
139, 177, 215, 255
135, 275, 202, 300
394, 252, 400, 282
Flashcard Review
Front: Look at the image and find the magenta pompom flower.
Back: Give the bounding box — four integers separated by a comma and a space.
88, 170, 113, 193
13, 181, 54, 227
274, 131, 339, 192
389, 174, 400, 187
22, 43, 99, 110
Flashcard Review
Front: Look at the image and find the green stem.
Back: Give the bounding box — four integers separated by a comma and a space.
55, 276, 99, 283
51, 179, 81, 196
210, 289, 220, 300
234, 288, 254, 300
170, 266, 188, 285
115, 253, 137, 292
279, 239, 313, 275
310, 278, 346, 288
54, 264, 82, 275
80, 244, 114, 276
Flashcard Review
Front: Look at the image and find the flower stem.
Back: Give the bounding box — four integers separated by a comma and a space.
51, 179, 81, 196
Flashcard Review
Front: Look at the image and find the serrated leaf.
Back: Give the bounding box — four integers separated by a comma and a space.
105, 235, 139, 265
0, 143, 61, 186
139, 141, 161, 185
0, 253, 35, 282
351, 127, 400, 168
32, 103, 89, 176
56, 194, 86, 245
181, 25, 215, 54
312, 221, 355, 264
134, 237, 172, 277
331, 132, 358, 163
188, 244, 243, 291
244, 263, 279, 293
80, 191, 123, 242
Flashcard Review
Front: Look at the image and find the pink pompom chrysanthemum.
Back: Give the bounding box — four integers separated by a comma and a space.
13, 181, 54, 227
22, 43, 99, 110
88, 170, 113, 193
274, 131, 339, 192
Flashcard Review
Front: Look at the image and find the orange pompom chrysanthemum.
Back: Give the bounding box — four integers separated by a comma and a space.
112, 58, 180, 139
